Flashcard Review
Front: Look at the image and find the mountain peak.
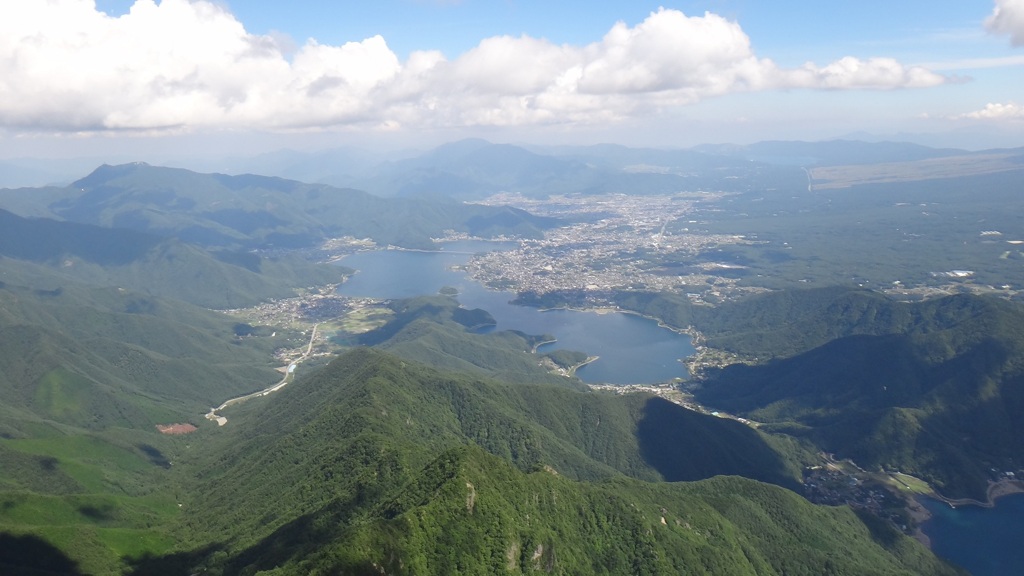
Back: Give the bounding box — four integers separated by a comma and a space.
71, 162, 152, 189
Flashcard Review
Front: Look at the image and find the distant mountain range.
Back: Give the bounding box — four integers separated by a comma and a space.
271, 138, 811, 198
0, 162, 559, 250
12, 137, 1021, 196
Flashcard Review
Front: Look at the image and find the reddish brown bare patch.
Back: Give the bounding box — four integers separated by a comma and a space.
156, 423, 197, 435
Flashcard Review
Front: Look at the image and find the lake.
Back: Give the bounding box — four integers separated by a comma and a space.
921, 493, 1024, 576
335, 241, 695, 385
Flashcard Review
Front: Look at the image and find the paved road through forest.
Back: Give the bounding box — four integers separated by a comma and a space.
204, 323, 319, 426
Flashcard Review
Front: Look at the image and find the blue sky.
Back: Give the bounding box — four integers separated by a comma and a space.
93, 1, 998, 64
2, 0, 1022, 158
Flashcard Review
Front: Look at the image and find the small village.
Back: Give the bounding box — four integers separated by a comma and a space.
802, 465, 912, 532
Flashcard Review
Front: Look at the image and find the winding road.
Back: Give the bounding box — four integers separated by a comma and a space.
205, 323, 319, 426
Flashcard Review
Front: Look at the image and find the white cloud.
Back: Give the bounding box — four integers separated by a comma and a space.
956, 102, 1024, 120
987, 0, 1024, 46
782, 57, 948, 90
0, 2, 948, 134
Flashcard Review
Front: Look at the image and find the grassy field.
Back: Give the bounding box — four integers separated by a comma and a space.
0, 431, 186, 574
335, 305, 394, 334
885, 472, 935, 495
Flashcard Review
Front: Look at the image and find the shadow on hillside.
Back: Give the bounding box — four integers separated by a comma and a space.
137, 443, 172, 469
129, 504, 368, 574
222, 512, 328, 574
220, 483, 406, 574
635, 397, 800, 490
77, 503, 116, 522
0, 207, 160, 265
852, 509, 902, 549
911, 361, 1024, 501
694, 327, 1024, 502
124, 544, 223, 576
0, 533, 85, 576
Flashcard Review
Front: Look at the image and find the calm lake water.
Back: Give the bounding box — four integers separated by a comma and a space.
921, 493, 1024, 576
335, 241, 695, 385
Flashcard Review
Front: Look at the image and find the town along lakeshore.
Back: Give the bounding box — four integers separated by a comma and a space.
335, 241, 695, 385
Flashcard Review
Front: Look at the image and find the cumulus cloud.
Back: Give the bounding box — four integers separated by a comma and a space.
782, 57, 948, 90
0, 1, 948, 133
987, 0, 1024, 46
956, 102, 1024, 120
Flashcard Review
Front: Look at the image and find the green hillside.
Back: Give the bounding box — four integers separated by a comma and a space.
3, 144, 1016, 574
0, 271, 290, 420
559, 286, 1024, 499
0, 271, 965, 575
608, 286, 1020, 360
178, 348, 803, 539
133, 349, 955, 575
691, 289, 1024, 499
0, 430, 184, 576
0, 209, 345, 309
0, 267, 303, 574
350, 295, 575, 386
250, 447, 956, 576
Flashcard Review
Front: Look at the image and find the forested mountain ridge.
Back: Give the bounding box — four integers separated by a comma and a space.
671, 288, 1024, 499
0, 208, 345, 308
155, 348, 956, 576
0, 270, 289, 434
526, 286, 1024, 498
0, 261, 312, 574
192, 445, 958, 575
0, 163, 559, 250
609, 285, 1023, 360
181, 348, 805, 537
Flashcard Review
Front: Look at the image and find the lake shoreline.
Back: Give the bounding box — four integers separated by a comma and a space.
931, 478, 1024, 509
531, 338, 557, 353
335, 246, 694, 384
911, 479, 1024, 549
567, 355, 600, 376
917, 490, 1024, 575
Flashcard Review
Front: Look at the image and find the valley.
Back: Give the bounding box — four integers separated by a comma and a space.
204, 322, 322, 426
6, 0, 1024, 572
2, 139, 1023, 574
